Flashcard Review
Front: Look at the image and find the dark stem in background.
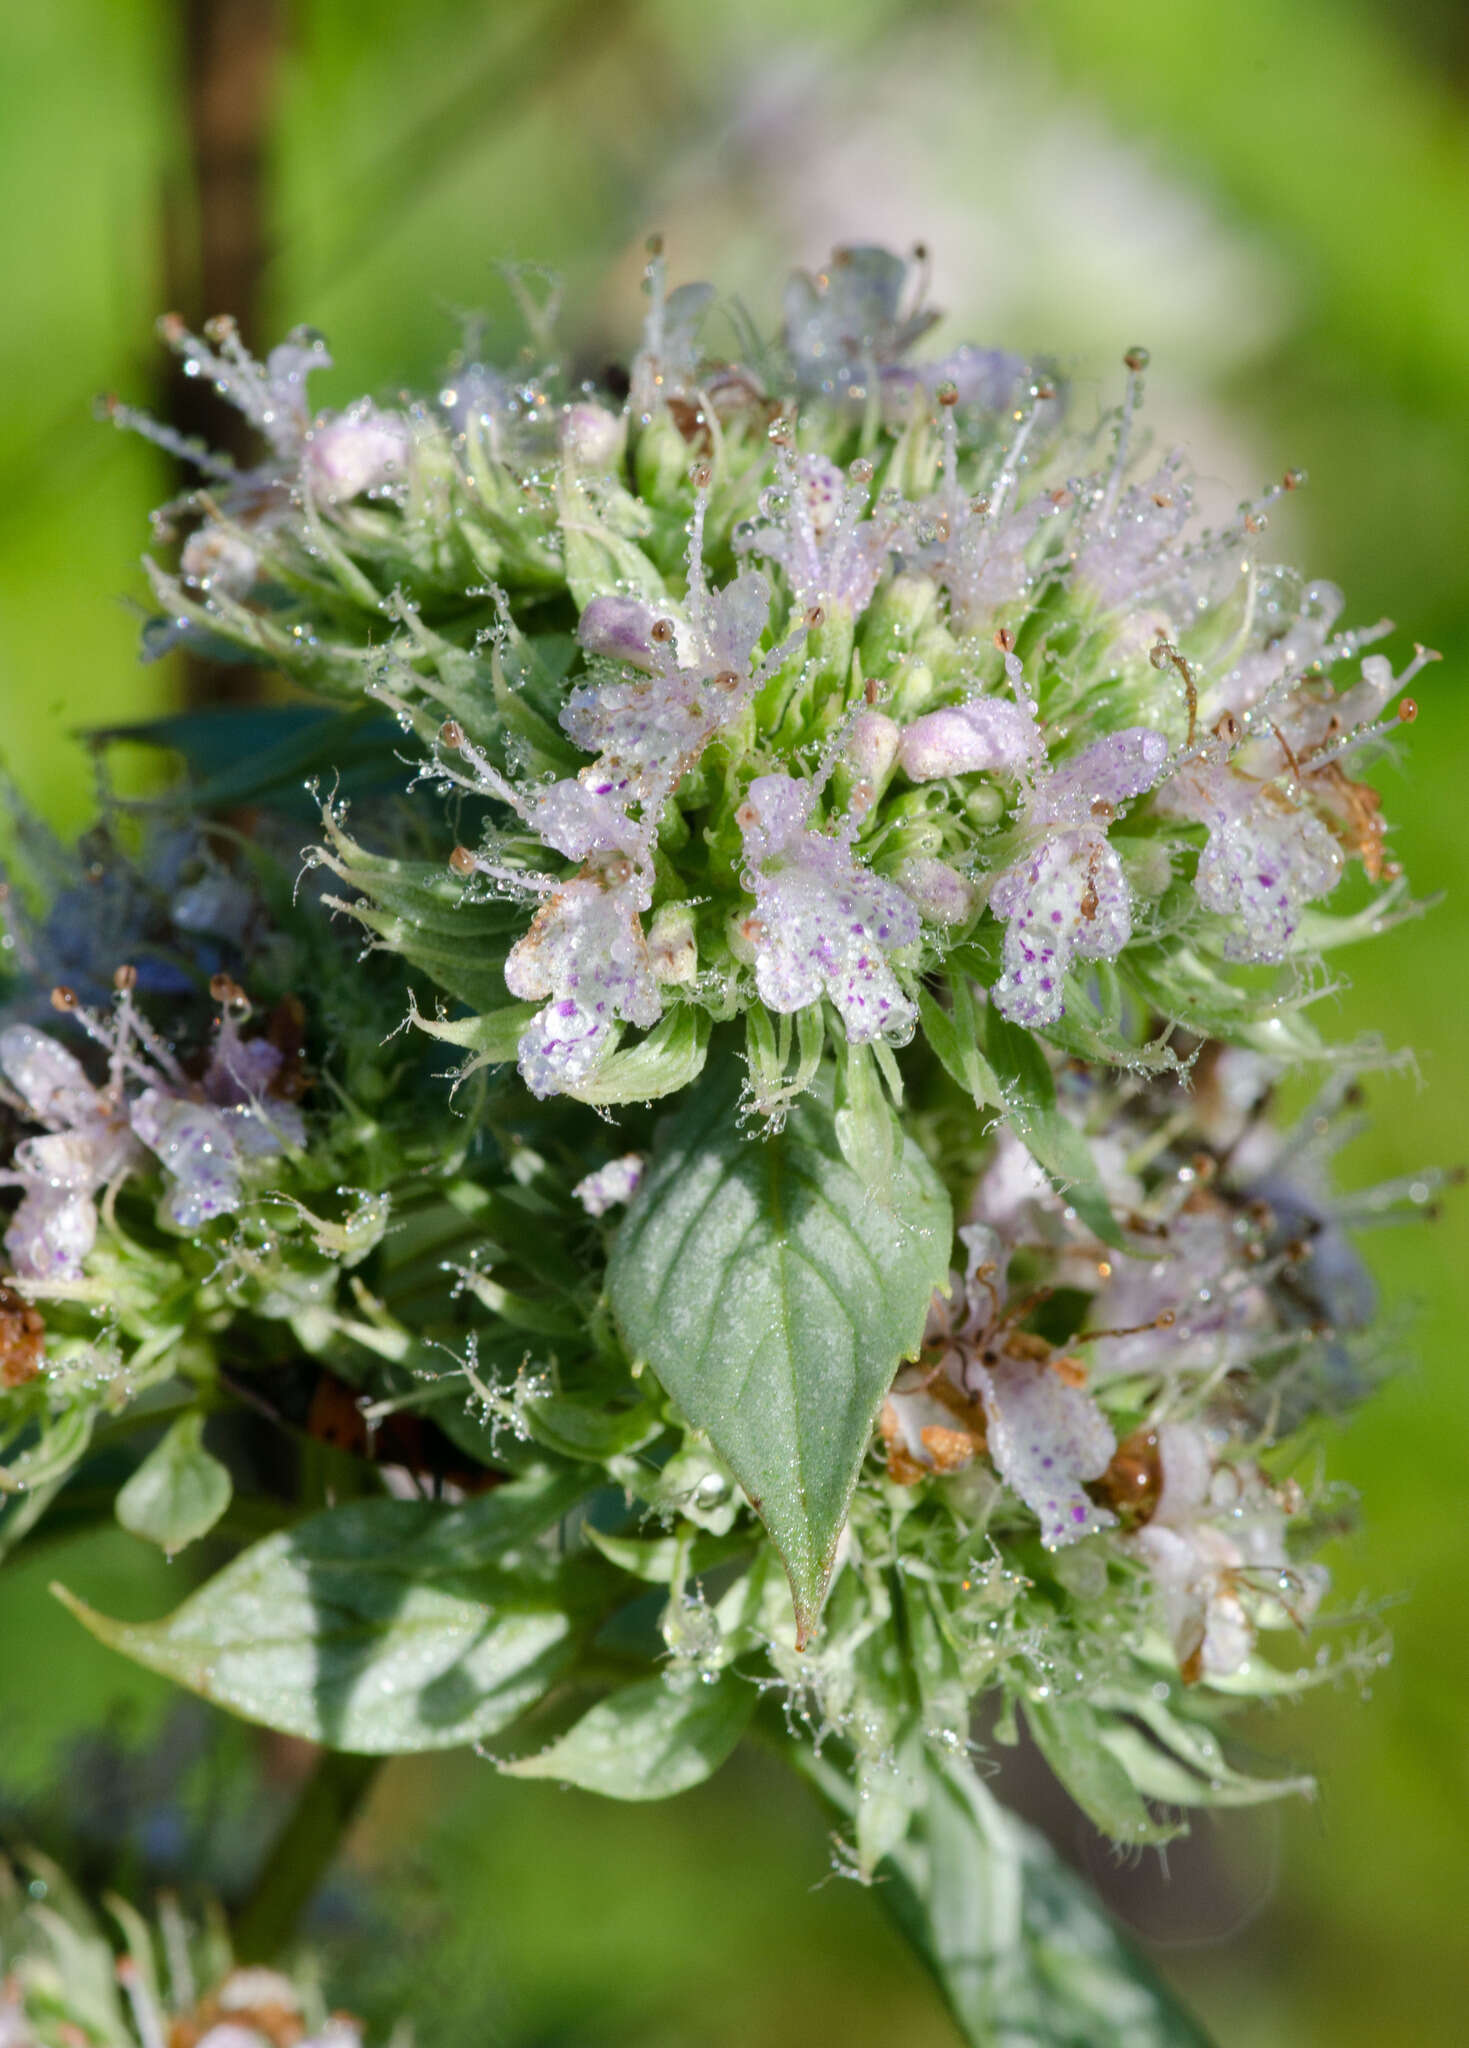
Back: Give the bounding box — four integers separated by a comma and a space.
159, 0, 282, 708
233, 1748, 382, 1962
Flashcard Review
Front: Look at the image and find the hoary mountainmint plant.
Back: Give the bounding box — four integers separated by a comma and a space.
0, 242, 1445, 2041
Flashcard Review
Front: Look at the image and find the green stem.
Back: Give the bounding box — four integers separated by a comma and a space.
233, 1748, 383, 1963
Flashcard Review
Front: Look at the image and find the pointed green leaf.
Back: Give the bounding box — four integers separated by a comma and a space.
797, 1745, 1215, 2047
608, 1070, 952, 1640
918, 980, 1004, 1112
55, 1466, 591, 1753
985, 1005, 1127, 1250
504, 1672, 754, 1799
115, 1412, 232, 1557
1023, 1696, 1183, 1845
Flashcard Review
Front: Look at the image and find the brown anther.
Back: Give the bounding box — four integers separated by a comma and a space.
994, 626, 1016, 653
1095, 1427, 1162, 1525
689, 460, 712, 489
712, 669, 741, 692
157, 311, 187, 344
1090, 798, 1115, 823
1214, 710, 1241, 746
209, 972, 245, 1006
849, 457, 874, 485
1398, 698, 1418, 723
1034, 380, 1057, 401
864, 674, 879, 705
439, 718, 464, 750
1049, 1354, 1088, 1389
50, 985, 77, 1012
918, 1424, 979, 1473
935, 380, 959, 407
1283, 467, 1307, 490
1285, 1237, 1312, 1264
1189, 1150, 1216, 1182
448, 845, 478, 877
1123, 345, 1150, 373
0, 1284, 45, 1389
650, 617, 675, 644
112, 963, 138, 993
645, 232, 664, 256
804, 604, 826, 629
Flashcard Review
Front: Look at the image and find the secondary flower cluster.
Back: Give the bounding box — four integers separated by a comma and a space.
1, 1860, 374, 2048
0, 976, 302, 1283
882, 1045, 1373, 1683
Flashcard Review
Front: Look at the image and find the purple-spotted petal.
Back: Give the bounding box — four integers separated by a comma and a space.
972, 1355, 1117, 1547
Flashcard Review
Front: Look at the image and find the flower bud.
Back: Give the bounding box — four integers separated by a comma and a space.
895, 855, 976, 926
180, 522, 259, 598
864, 572, 941, 651
632, 407, 694, 505
304, 404, 412, 501
1121, 840, 1173, 898
648, 904, 698, 984
898, 699, 1040, 782
560, 401, 625, 471
576, 593, 661, 670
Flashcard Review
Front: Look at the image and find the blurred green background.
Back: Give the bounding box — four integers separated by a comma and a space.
1, 1, 1466, 2040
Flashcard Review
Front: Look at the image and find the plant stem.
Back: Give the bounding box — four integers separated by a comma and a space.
233, 1748, 383, 1963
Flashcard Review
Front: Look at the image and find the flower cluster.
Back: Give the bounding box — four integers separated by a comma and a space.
123, 242, 1428, 1117
0, 241, 1441, 2010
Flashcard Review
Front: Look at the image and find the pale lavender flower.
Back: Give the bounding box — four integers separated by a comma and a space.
783, 244, 939, 396
159, 313, 331, 463
0, 1025, 136, 1280
879, 342, 1029, 424
503, 863, 662, 1097
573, 1152, 645, 1216
1130, 1425, 1325, 1680
1084, 1205, 1273, 1378
1156, 755, 1342, 962
989, 727, 1171, 1025
735, 449, 891, 613
974, 1346, 1117, 1547
889, 1225, 1117, 1546
736, 772, 919, 1042
1072, 458, 1193, 611
130, 1090, 243, 1229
